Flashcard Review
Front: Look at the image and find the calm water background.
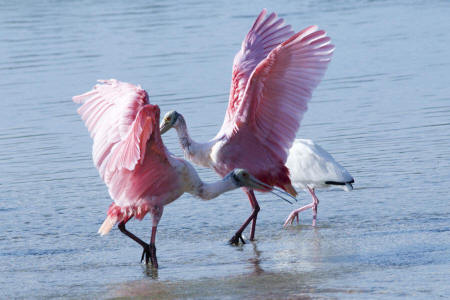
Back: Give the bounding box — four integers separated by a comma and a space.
1, 0, 449, 299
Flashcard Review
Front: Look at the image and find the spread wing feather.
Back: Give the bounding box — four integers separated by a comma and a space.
73, 79, 164, 184
234, 26, 334, 160
216, 19, 334, 187
220, 9, 295, 132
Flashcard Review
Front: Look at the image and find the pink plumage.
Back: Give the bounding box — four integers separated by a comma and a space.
223, 9, 295, 129
73, 80, 179, 225
73, 80, 275, 267
216, 10, 334, 190
161, 9, 334, 244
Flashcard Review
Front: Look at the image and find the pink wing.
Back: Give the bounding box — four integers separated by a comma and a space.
221, 9, 295, 131
74, 80, 181, 221
73, 79, 153, 181
216, 26, 334, 186
73, 80, 176, 195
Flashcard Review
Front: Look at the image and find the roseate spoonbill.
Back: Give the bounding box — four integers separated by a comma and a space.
283, 139, 354, 227
73, 79, 289, 268
159, 9, 334, 244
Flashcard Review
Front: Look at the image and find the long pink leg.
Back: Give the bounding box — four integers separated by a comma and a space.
148, 226, 158, 268
308, 187, 320, 226
248, 190, 260, 241
140, 206, 163, 268
140, 226, 158, 267
229, 189, 260, 245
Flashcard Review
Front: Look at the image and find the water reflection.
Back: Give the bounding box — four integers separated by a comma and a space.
111, 265, 368, 299
247, 242, 264, 275
144, 264, 159, 279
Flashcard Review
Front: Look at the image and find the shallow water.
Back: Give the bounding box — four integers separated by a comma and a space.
1, 1, 449, 299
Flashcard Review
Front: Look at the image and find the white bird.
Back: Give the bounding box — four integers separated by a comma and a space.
283, 139, 354, 227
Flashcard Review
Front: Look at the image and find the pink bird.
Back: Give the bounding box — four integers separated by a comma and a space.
159, 9, 334, 244
73, 79, 283, 268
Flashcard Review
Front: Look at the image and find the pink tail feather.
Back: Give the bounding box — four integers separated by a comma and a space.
98, 215, 117, 236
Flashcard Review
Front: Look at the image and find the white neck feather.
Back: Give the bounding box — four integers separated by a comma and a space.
194, 175, 237, 200
174, 116, 213, 168
179, 159, 238, 200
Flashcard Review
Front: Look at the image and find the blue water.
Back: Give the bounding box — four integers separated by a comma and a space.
1, 1, 449, 298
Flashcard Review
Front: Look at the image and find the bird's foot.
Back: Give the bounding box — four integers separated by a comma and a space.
140, 243, 158, 268
150, 243, 158, 268
141, 244, 150, 264
283, 203, 314, 228
229, 233, 245, 245
283, 211, 299, 228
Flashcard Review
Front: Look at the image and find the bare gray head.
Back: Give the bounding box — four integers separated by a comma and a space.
227, 169, 298, 204
228, 168, 267, 189
160, 110, 181, 134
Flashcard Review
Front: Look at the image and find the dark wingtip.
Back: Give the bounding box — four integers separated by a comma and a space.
325, 179, 354, 186
324, 181, 344, 185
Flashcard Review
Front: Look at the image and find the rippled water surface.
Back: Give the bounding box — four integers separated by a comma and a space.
1, 1, 449, 299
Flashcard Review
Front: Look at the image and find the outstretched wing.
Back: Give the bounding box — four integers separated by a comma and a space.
73, 79, 169, 185
220, 9, 295, 131
215, 26, 334, 188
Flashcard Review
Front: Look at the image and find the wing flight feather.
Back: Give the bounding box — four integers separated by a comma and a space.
73, 79, 165, 184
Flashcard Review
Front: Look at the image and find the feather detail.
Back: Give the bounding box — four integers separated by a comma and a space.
220, 9, 295, 132
213, 14, 334, 192
73, 80, 179, 212
73, 80, 154, 182
286, 139, 354, 191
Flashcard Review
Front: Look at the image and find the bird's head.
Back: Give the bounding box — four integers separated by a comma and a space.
160, 110, 180, 134
228, 169, 298, 205
229, 169, 271, 191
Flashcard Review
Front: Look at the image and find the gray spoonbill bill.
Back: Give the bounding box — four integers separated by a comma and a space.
159, 9, 334, 244
283, 139, 354, 227
73, 79, 292, 268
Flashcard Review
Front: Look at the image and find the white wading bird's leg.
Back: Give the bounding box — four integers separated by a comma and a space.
283, 186, 319, 227
309, 187, 320, 227
283, 203, 314, 227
